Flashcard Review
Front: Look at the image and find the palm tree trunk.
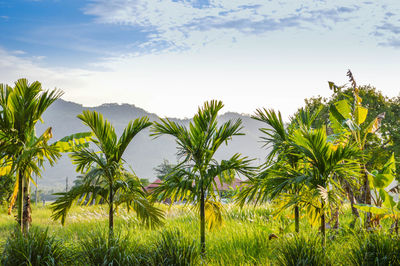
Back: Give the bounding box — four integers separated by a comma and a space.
344, 180, 360, 220
294, 205, 300, 233
17, 171, 24, 232
361, 166, 372, 229
200, 187, 206, 256
22, 178, 32, 233
108, 182, 114, 245
333, 207, 339, 230
321, 202, 325, 247
348, 188, 360, 219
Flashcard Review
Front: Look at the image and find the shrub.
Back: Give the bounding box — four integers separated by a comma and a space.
346, 232, 400, 266
149, 229, 200, 266
1, 227, 67, 266
78, 230, 143, 265
275, 233, 328, 266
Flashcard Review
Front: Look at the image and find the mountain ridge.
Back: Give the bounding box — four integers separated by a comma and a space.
35, 99, 270, 190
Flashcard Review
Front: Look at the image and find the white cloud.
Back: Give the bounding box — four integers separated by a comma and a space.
2, 41, 399, 120
83, 0, 400, 49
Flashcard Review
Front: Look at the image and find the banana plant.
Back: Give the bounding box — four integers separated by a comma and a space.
329, 70, 385, 227
354, 153, 400, 233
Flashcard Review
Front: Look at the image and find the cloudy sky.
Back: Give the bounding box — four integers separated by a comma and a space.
1, 0, 399, 118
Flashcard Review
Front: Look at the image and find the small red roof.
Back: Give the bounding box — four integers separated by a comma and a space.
145, 179, 163, 191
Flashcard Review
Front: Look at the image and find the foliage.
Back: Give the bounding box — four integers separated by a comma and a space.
354, 153, 399, 227
0, 79, 91, 232
301, 85, 398, 176
151, 100, 255, 254
275, 233, 328, 266
149, 229, 200, 266
346, 233, 400, 266
0, 174, 14, 205
153, 159, 176, 181
51, 110, 164, 240
78, 230, 140, 265
1, 227, 69, 266
236, 107, 321, 233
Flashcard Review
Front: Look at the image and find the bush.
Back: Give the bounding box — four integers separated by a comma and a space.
275, 233, 328, 266
149, 229, 200, 266
78, 231, 142, 265
346, 232, 400, 266
1, 227, 67, 266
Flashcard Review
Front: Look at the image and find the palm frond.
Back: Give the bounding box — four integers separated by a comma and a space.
77, 110, 117, 157
116, 117, 151, 161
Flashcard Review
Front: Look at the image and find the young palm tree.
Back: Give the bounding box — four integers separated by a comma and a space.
6, 128, 91, 232
237, 108, 319, 233
0, 79, 75, 232
290, 127, 360, 245
51, 110, 164, 243
150, 100, 254, 256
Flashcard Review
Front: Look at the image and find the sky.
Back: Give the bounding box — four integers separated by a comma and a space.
1, 0, 400, 119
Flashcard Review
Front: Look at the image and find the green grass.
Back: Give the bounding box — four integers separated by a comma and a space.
0, 203, 399, 265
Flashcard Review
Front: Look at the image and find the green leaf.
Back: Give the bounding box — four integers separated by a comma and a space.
373, 174, 395, 189
380, 189, 396, 210
331, 100, 352, 121
382, 153, 396, 175
354, 204, 388, 215
52, 132, 92, 152
354, 106, 368, 125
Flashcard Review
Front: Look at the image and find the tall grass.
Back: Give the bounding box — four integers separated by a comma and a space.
0, 204, 399, 265
78, 230, 140, 265
150, 229, 200, 266
274, 233, 328, 266
346, 232, 400, 266
1, 227, 69, 266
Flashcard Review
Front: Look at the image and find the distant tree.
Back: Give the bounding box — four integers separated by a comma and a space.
140, 178, 150, 187
122, 170, 150, 187
153, 159, 175, 180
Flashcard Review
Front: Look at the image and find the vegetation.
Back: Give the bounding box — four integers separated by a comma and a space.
150, 100, 254, 255
1, 227, 69, 265
50, 110, 164, 244
0, 79, 91, 233
1, 72, 400, 264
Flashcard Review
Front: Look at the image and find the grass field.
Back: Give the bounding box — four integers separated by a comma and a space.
0, 203, 399, 265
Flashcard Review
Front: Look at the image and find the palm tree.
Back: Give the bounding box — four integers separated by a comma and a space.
51, 110, 164, 243
150, 100, 254, 256
289, 127, 360, 246
0, 79, 62, 232
237, 108, 319, 233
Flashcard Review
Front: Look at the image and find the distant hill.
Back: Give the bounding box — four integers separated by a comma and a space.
35, 99, 270, 190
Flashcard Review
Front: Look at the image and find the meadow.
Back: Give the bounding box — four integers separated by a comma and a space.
1, 203, 399, 265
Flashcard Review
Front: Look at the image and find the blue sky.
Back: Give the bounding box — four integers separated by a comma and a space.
1, 0, 400, 118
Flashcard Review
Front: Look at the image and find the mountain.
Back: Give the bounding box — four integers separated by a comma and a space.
35, 99, 270, 190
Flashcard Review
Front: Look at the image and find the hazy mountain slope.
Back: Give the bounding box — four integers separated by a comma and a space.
35, 99, 270, 190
